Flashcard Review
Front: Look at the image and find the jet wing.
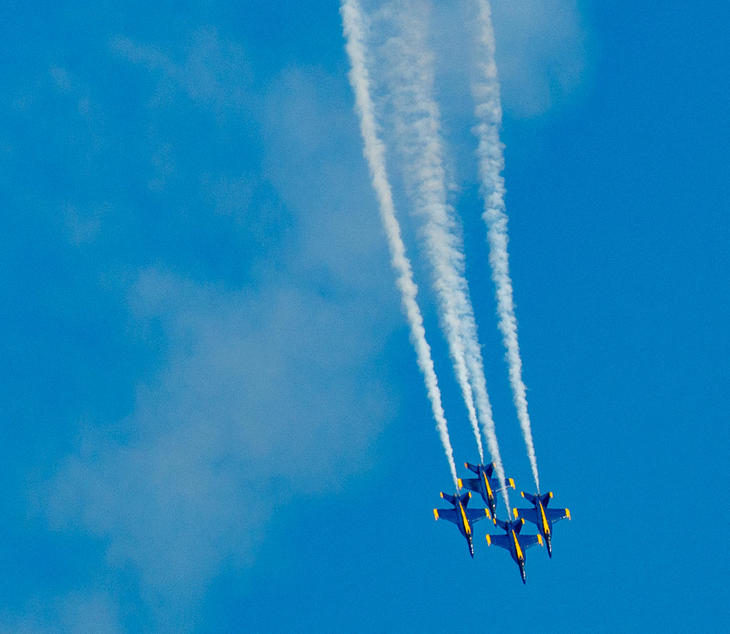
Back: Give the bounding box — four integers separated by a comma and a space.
465, 508, 490, 524
485, 534, 510, 550
458, 477, 480, 493
514, 508, 538, 524
489, 476, 515, 493
518, 534, 543, 550
545, 508, 571, 523
433, 508, 459, 524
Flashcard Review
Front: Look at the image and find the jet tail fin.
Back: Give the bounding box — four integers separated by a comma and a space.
464, 462, 480, 474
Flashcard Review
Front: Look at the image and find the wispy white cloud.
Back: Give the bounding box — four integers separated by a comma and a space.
48, 268, 390, 608
63, 203, 104, 246
489, 0, 590, 117
42, 32, 398, 626
0, 592, 121, 634
420, 0, 590, 122
110, 27, 251, 111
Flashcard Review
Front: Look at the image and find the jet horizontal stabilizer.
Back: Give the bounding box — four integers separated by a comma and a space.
521, 491, 538, 504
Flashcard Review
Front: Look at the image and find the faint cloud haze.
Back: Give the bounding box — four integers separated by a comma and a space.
41, 26, 396, 625
48, 268, 391, 601
0, 592, 121, 634
110, 28, 251, 111
490, 0, 591, 117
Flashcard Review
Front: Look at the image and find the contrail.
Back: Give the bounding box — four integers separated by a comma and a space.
381, 1, 510, 510
471, 0, 540, 491
383, 2, 483, 467
341, 0, 458, 487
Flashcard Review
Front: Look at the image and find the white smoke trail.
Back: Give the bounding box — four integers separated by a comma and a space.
341, 0, 458, 487
381, 0, 510, 510
471, 0, 540, 491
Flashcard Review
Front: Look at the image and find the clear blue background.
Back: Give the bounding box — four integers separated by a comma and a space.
1, 1, 728, 631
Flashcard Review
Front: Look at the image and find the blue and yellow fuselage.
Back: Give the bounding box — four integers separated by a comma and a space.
515, 491, 571, 558
504, 521, 527, 583
434, 491, 490, 558
455, 499, 474, 556
459, 462, 514, 524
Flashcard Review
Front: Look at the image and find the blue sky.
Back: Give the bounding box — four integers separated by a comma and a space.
2, 1, 729, 631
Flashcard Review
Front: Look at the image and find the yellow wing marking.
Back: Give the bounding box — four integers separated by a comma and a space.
483, 472, 493, 499
539, 502, 550, 535
512, 530, 524, 561
459, 503, 471, 536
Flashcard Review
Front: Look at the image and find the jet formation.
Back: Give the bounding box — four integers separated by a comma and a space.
434, 462, 570, 583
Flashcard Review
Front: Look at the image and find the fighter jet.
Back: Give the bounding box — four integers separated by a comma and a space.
458, 462, 515, 524
433, 491, 491, 558
513, 491, 571, 558
486, 517, 543, 584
